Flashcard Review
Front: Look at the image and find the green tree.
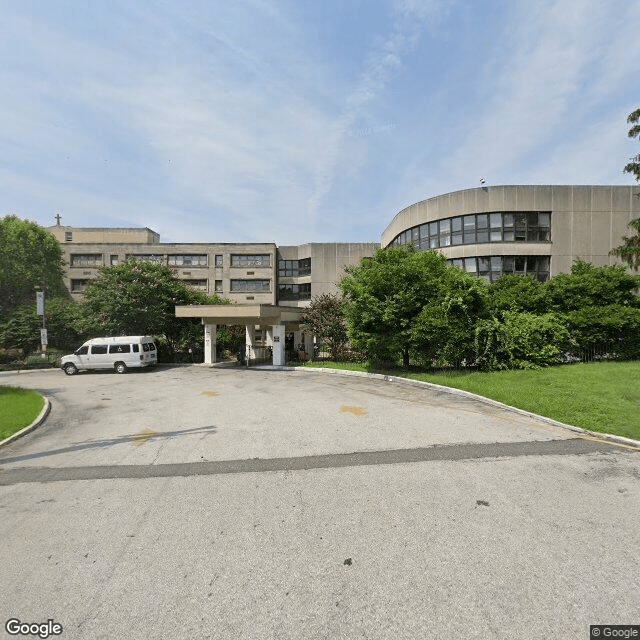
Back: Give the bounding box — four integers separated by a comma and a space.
486, 274, 547, 316
300, 293, 349, 360
79, 260, 228, 356
610, 108, 640, 270
0, 215, 67, 317
543, 259, 640, 312
340, 247, 488, 367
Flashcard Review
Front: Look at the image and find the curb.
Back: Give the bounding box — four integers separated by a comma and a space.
289, 366, 640, 451
0, 396, 51, 449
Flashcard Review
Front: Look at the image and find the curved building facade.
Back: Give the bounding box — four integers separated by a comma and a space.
381, 185, 640, 281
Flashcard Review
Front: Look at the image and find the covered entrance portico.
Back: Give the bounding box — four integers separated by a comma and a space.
175, 304, 305, 366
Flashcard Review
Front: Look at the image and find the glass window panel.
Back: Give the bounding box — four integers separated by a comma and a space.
451, 217, 462, 232
464, 258, 477, 272
419, 240, 430, 251
419, 224, 429, 239
503, 231, 515, 242
429, 237, 439, 248
491, 256, 502, 270
429, 222, 438, 236
440, 219, 450, 232
463, 215, 475, 230
478, 257, 490, 271
490, 213, 502, 228
538, 228, 550, 242
452, 259, 464, 268
503, 256, 515, 271
527, 257, 537, 272
527, 212, 538, 226
538, 212, 550, 227
476, 214, 488, 229
503, 213, 514, 228
476, 230, 489, 243
490, 271, 502, 282
452, 232, 463, 245
440, 234, 451, 247
490, 230, 502, 242
463, 231, 476, 244
515, 213, 527, 227
412, 227, 420, 241
515, 257, 526, 272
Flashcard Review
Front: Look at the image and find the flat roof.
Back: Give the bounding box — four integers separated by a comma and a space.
175, 304, 304, 325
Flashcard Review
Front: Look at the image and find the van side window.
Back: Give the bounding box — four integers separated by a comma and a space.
150, 343, 156, 351
132, 344, 139, 353
76, 346, 89, 355
91, 345, 108, 354
109, 344, 130, 353
143, 343, 150, 352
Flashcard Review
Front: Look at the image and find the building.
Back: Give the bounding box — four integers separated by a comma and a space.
382, 185, 639, 282
46, 184, 638, 364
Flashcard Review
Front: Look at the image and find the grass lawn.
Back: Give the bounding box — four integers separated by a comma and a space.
0, 386, 46, 441
302, 360, 640, 441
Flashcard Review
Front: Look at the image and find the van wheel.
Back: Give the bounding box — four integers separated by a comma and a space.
114, 362, 127, 374
63, 363, 78, 376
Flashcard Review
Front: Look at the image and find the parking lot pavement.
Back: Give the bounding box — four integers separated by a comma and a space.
0, 365, 589, 471
1, 366, 639, 639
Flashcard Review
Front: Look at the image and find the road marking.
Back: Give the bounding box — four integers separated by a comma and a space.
0, 437, 636, 486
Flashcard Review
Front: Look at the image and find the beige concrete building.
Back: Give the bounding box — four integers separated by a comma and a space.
382, 185, 640, 281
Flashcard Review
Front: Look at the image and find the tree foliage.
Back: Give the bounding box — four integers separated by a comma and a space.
610, 108, 640, 270
79, 260, 228, 354
300, 293, 348, 360
340, 247, 488, 367
0, 215, 67, 316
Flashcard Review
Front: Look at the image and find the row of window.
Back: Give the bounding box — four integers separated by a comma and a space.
278, 258, 311, 277
277, 283, 311, 301
448, 255, 551, 282
71, 278, 273, 293
69, 254, 272, 268
76, 342, 156, 355
392, 211, 551, 249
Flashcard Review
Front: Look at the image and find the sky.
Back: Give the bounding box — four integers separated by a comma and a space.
1, 0, 639, 245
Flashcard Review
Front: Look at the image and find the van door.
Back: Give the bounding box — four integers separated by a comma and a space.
74, 345, 90, 370
109, 343, 132, 367
89, 344, 110, 369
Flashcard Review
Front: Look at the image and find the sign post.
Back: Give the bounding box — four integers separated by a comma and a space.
36, 289, 47, 357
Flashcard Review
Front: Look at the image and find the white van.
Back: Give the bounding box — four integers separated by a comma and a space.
60, 336, 157, 375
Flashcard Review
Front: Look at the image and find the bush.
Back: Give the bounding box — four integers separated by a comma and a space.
476, 311, 569, 370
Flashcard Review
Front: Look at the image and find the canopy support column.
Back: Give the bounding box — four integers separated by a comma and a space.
272, 324, 285, 366
204, 324, 217, 364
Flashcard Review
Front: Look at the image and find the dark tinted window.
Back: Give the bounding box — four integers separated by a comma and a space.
132, 344, 139, 353
143, 343, 150, 352
109, 344, 130, 353
91, 345, 108, 354
75, 346, 89, 355
149, 343, 156, 351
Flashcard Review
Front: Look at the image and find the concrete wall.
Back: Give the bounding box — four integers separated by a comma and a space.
380, 185, 640, 277
48, 226, 160, 244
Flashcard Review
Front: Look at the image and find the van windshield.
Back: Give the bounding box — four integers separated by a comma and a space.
75, 346, 89, 355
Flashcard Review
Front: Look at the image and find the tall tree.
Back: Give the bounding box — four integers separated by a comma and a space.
79, 259, 227, 353
610, 108, 640, 270
300, 293, 348, 360
0, 215, 67, 317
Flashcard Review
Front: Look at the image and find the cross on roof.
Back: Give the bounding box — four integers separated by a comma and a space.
55, 214, 62, 225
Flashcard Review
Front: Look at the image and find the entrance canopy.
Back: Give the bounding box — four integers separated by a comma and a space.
175, 303, 304, 326
174, 304, 305, 366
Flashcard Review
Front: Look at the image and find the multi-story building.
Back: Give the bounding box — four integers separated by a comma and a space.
382, 185, 639, 282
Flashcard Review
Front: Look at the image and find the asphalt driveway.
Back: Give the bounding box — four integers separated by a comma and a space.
1, 365, 638, 639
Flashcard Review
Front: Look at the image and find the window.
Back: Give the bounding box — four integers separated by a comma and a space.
391, 212, 552, 248
449, 255, 550, 283
109, 344, 130, 353
277, 258, 311, 277
278, 283, 311, 301
231, 254, 271, 268
132, 344, 139, 353
230, 279, 271, 292
70, 279, 90, 292
168, 255, 207, 267
75, 346, 88, 355
65, 232, 73, 242
215, 280, 223, 292
127, 254, 165, 264
110, 255, 119, 266
181, 279, 208, 290
215, 255, 223, 267
71, 254, 103, 267
90, 345, 108, 355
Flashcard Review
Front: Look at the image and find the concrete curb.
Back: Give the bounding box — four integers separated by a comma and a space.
287, 366, 640, 451
0, 396, 51, 449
